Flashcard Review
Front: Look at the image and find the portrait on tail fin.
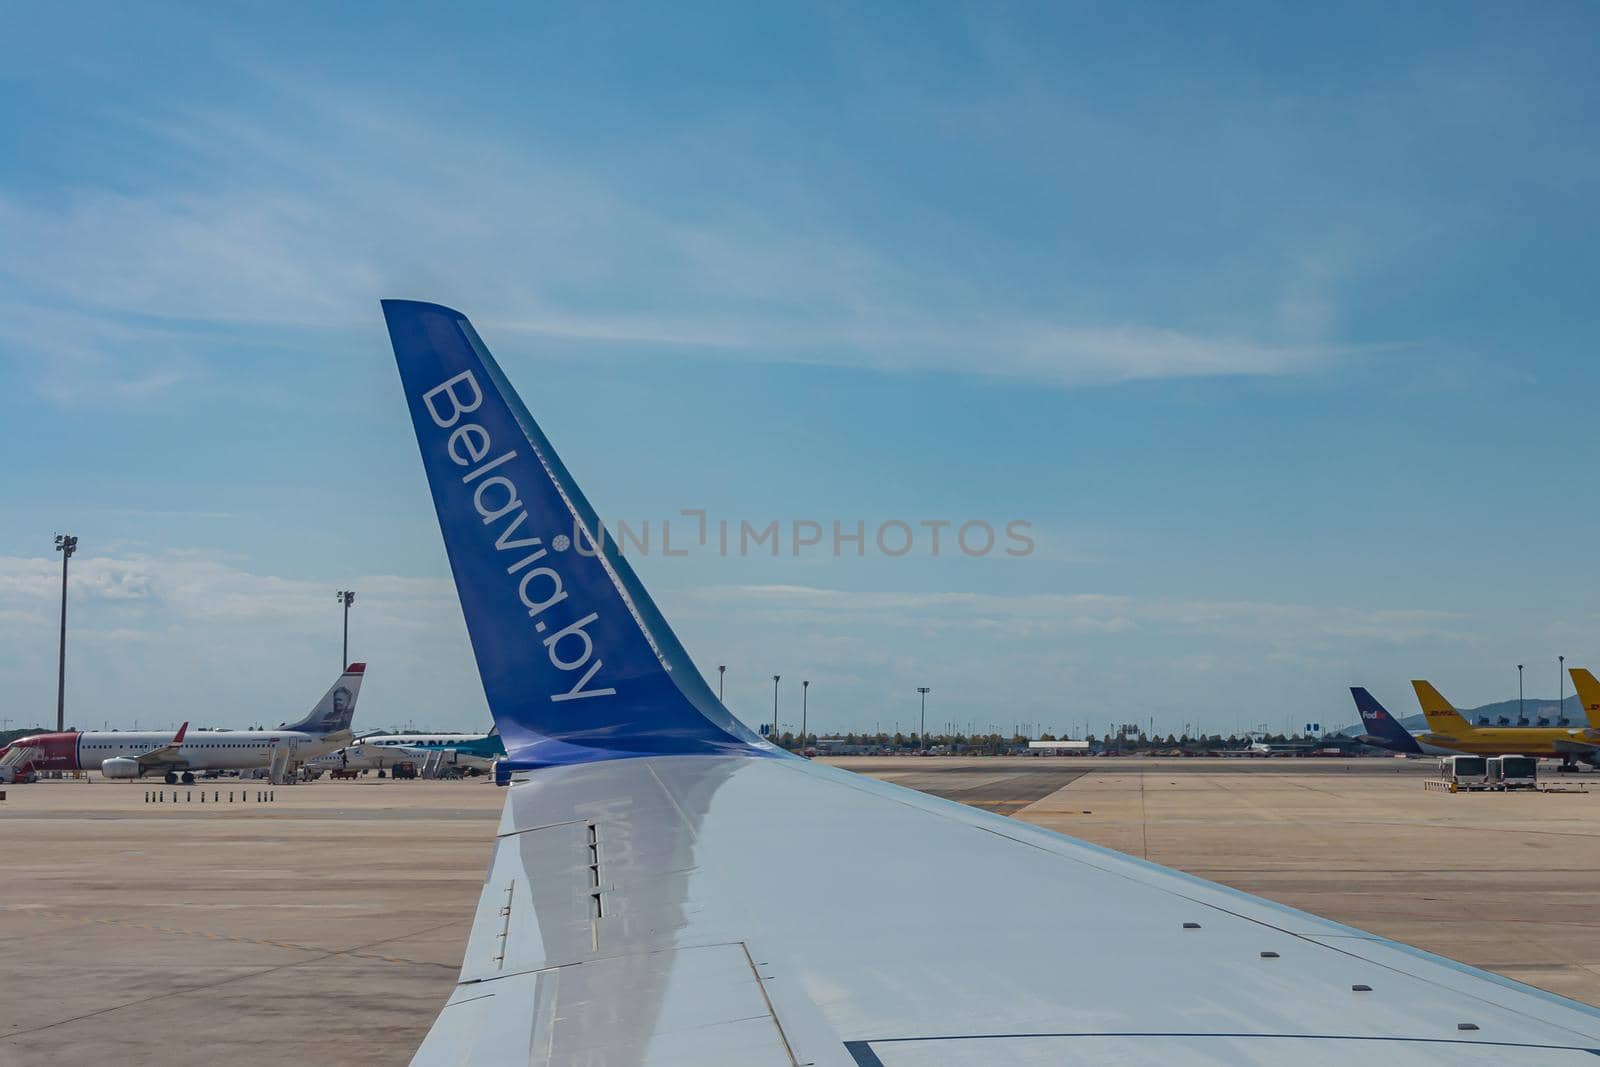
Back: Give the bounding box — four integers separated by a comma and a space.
279, 664, 365, 736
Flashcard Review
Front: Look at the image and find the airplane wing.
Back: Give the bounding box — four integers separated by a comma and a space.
413, 755, 1600, 1066
384, 300, 1600, 1065
1551, 738, 1598, 757
130, 721, 189, 769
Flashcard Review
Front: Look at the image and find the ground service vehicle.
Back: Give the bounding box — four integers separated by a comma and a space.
1438, 755, 1489, 790
1487, 755, 1538, 790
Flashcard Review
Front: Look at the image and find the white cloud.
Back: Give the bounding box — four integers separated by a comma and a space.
0, 554, 1479, 736
0, 552, 478, 732
687, 583, 1470, 649
0, 77, 1343, 402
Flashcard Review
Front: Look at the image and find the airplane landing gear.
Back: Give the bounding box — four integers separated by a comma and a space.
164, 771, 178, 785
181, 771, 196, 784
377, 769, 387, 778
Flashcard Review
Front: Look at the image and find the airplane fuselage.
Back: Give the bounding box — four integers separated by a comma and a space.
1394, 738, 1458, 757
310, 741, 420, 771
359, 733, 486, 748
310, 734, 497, 773
9, 729, 343, 775
1416, 726, 1599, 759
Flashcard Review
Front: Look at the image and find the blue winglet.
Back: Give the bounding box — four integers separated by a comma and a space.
383, 300, 772, 769
1349, 686, 1423, 754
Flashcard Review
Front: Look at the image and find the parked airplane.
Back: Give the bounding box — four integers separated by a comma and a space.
0, 665, 364, 784
383, 299, 1600, 1064
309, 728, 503, 776
359, 730, 491, 747
1412, 678, 1600, 770
396, 729, 504, 774
1349, 687, 1454, 755
1220, 735, 1320, 756
305, 739, 413, 775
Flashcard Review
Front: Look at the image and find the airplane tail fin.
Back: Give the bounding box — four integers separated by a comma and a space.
381, 300, 768, 768
1411, 679, 1471, 736
1349, 687, 1422, 753
1569, 668, 1600, 729
281, 664, 365, 735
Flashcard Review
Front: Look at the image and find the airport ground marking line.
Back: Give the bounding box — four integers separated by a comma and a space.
1, 915, 476, 1040
14, 909, 331, 956
1336, 819, 1600, 843
5, 908, 470, 977
0, 950, 354, 1039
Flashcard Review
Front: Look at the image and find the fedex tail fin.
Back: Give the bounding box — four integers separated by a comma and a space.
1349, 688, 1422, 753
281, 664, 365, 735
382, 300, 767, 768
1569, 668, 1600, 729
1411, 679, 1471, 737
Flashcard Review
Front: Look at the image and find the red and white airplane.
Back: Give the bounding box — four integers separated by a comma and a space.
0, 665, 364, 784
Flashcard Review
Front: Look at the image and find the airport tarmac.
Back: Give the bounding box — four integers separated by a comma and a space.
0, 779, 506, 1066
5, 758, 1600, 1064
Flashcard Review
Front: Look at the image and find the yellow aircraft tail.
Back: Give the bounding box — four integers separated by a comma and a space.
1569, 668, 1600, 729
1412, 680, 1473, 737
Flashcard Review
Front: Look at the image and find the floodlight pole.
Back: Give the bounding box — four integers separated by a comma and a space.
917, 687, 931, 754
801, 680, 809, 749
337, 591, 356, 668
1559, 655, 1566, 720
772, 675, 780, 742
718, 665, 726, 702
54, 534, 77, 732
1518, 664, 1524, 723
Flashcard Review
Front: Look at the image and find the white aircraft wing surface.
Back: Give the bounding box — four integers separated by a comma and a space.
414, 754, 1600, 1066
132, 721, 189, 769
381, 300, 1600, 1066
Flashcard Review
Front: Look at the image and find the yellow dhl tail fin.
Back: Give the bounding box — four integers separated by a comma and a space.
1569, 668, 1600, 729
1412, 680, 1472, 736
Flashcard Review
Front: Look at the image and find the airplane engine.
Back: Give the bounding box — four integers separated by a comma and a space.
100, 757, 142, 779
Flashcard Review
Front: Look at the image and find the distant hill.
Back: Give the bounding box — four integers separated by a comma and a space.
1337, 695, 1583, 736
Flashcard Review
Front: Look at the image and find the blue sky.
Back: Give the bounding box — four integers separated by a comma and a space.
2, 3, 1598, 737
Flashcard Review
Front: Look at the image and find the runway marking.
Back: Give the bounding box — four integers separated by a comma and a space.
1, 906, 466, 974
0, 914, 471, 1040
